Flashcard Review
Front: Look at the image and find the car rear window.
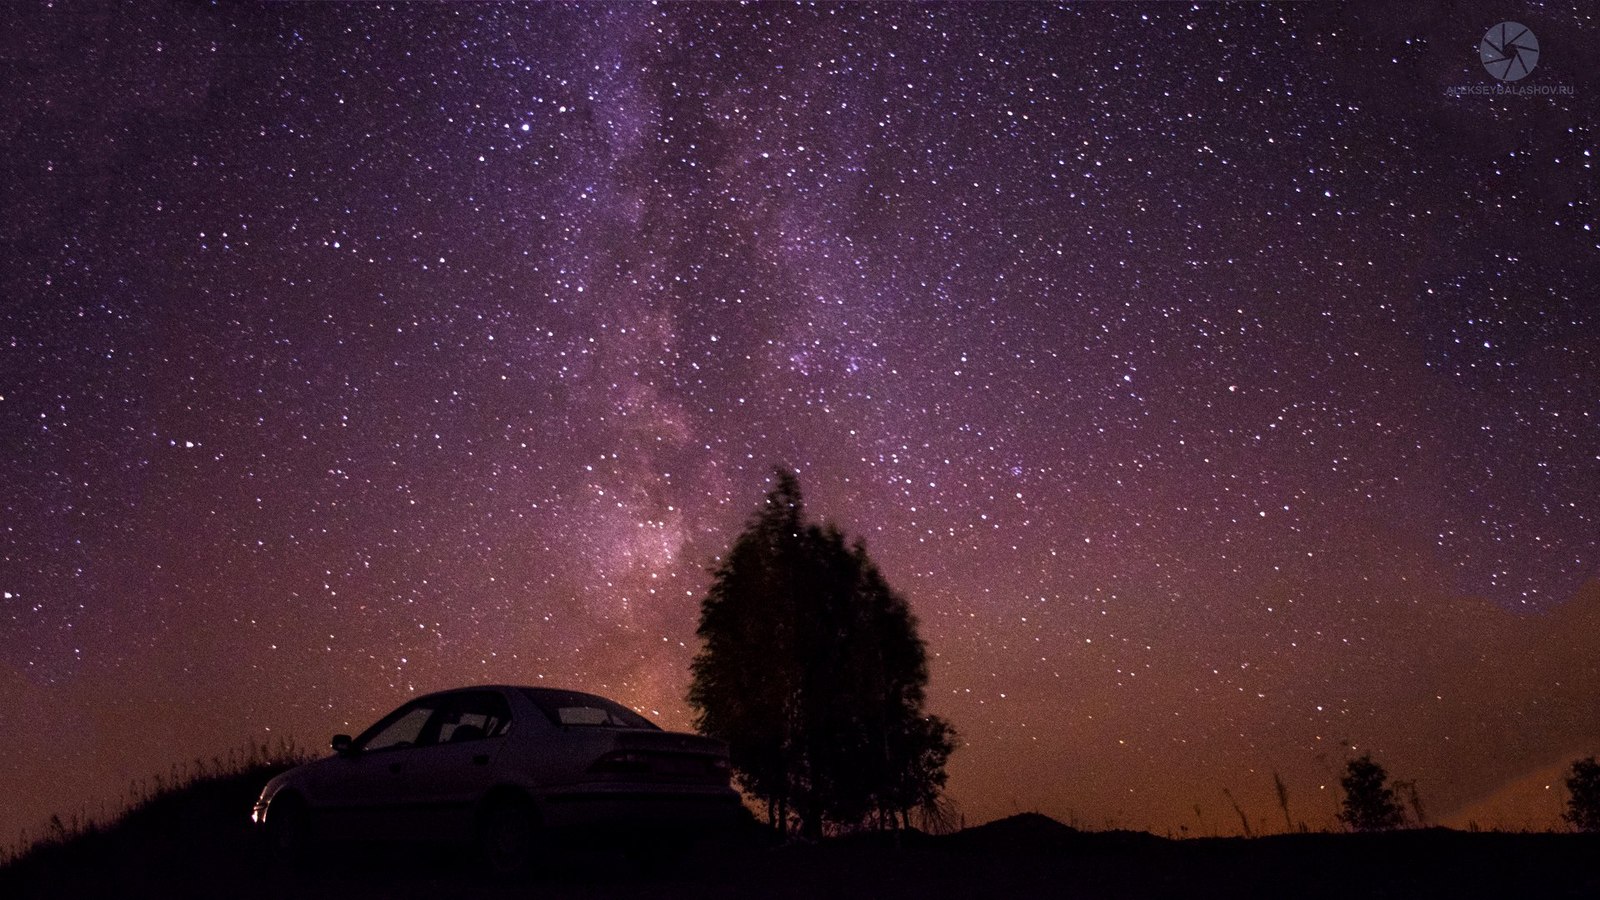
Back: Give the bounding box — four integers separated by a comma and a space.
521, 689, 660, 730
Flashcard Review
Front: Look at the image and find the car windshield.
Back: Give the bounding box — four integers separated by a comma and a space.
522, 689, 659, 729
356, 702, 439, 752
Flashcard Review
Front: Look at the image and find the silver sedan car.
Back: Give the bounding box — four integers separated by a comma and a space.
253, 685, 742, 872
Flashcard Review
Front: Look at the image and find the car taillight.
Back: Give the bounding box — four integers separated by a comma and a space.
589, 751, 653, 775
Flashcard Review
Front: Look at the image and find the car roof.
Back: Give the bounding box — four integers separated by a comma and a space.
406, 684, 614, 702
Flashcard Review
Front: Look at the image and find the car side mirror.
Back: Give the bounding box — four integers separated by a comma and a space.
331, 734, 355, 756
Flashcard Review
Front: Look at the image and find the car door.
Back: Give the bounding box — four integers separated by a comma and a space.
400, 689, 515, 839
314, 697, 442, 841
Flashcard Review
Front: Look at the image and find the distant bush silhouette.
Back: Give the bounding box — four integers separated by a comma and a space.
1391, 778, 1428, 827
689, 468, 955, 839
1563, 756, 1600, 832
1337, 754, 1405, 832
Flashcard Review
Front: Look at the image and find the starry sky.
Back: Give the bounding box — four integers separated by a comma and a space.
3, 2, 1598, 845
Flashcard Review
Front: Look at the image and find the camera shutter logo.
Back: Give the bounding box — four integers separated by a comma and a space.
1480, 22, 1538, 82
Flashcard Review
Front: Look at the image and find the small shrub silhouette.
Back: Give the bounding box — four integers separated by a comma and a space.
1272, 771, 1293, 833
1222, 788, 1252, 837
1337, 754, 1404, 832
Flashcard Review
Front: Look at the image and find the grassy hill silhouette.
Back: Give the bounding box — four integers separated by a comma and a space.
4, 765, 1599, 899
1, 760, 296, 900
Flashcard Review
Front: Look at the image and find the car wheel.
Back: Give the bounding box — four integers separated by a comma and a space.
627, 831, 690, 875
477, 794, 538, 877
266, 794, 313, 866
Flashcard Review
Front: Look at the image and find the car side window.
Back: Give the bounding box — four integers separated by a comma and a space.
437, 691, 513, 744
358, 703, 436, 752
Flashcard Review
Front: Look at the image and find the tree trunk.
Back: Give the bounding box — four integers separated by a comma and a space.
802, 809, 822, 841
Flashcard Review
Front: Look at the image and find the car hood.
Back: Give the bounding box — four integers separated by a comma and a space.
257, 755, 334, 803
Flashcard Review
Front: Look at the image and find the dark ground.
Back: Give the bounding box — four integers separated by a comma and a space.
4, 768, 1598, 899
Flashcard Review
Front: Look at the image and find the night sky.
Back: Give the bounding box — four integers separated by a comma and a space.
3, 2, 1597, 845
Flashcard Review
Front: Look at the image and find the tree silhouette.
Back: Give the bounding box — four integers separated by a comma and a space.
689, 469, 955, 838
1563, 757, 1600, 832
687, 470, 806, 833
1337, 754, 1405, 832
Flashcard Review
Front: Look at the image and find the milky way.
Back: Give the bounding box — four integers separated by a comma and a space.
2, 2, 1597, 844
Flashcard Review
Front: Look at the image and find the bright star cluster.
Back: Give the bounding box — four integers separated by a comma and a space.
1, 2, 1596, 842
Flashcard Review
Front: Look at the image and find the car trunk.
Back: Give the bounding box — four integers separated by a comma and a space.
588, 729, 731, 785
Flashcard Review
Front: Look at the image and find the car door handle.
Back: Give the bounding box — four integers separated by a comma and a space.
472, 754, 490, 766
389, 762, 404, 774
